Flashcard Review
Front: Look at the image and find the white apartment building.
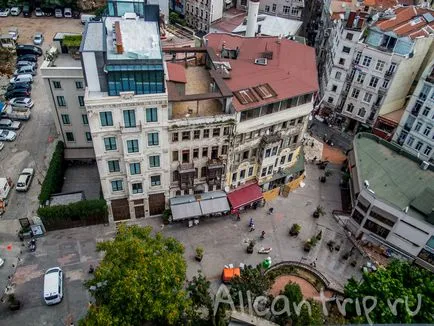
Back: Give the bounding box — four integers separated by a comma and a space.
41, 33, 94, 160
320, 6, 434, 131
81, 5, 170, 221
394, 61, 434, 162
185, 0, 223, 32
236, 0, 304, 20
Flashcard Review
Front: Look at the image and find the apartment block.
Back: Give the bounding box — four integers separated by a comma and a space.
236, 0, 304, 20
347, 133, 434, 271
41, 33, 94, 160
185, 0, 223, 32
393, 61, 434, 162
320, 6, 434, 131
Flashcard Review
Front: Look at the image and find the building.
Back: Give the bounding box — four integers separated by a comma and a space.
184, 0, 224, 33
81, 2, 169, 221
393, 61, 434, 162
41, 33, 95, 161
347, 132, 434, 271
320, 6, 434, 131
236, 0, 304, 20
169, 0, 185, 15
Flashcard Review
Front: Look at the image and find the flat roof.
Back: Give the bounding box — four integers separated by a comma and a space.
232, 15, 302, 37
353, 133, 434, 217
81, 22, 105, 52
105, 16, 161, 60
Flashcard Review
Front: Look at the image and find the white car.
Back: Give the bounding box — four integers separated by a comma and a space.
0, 8, 10, 16
34, 7, 43, 16
64, 8, 72, 18
44, 267, 63, 305
0, 130, 16, 142
9, 97, 34, 108
33, 32, 44, 45
16, 168, 34, 192
0, 257, 4, 267
10, 7, 21, 16
55, 8, 62, 18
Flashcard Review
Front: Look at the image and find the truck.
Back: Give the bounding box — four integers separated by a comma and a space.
0, 102, 31, 121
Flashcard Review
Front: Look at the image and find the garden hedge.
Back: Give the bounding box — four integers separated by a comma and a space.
37, 199, 108, 230
38, 141, 66, 205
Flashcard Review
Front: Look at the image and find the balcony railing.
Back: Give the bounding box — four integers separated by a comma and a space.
385, 70, 395, 77
207, 158, 224, 169
178, 162, 195, 173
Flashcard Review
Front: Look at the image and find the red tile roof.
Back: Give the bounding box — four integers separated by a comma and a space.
205, 33, 318, 111
166, 62, 187, 83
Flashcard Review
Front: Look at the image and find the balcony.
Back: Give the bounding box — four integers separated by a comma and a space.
403, 124, 412, 132
178, 162, 195, 190
207, 158, 224, 170
385, 70, 395, 77
378, 87, 387, 95
261, 132, 282, 145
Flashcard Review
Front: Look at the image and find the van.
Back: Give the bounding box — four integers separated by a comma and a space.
43, 267, 63, 305
80, 14, 96, 24
0, 119, 21, 130
10, 74, 33, 84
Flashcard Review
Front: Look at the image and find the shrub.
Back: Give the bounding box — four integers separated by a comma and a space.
37, 199, 108, 229
38, 141, 65, 205
63, 35, 82, 48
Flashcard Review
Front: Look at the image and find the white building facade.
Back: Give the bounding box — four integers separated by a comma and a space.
236, 0, 304, 20
185, 0, 223, 32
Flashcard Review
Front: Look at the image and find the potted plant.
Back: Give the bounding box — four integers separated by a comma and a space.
350, 260, 357, 267
247, 240, 256, 254
313, 205, 325, 218
162, 209, 171, 225
342, 252, 349, 260
289, 223, 301, 236
316, 230, 322, 240
195, 247, 204, 262
304, 239, 312, 252
8, 294, 21, 311
320, 170, 333, 183
327, 240, 335, 252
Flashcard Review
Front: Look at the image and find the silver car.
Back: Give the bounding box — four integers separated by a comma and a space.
33, 32, 44, 45
0, 130, 16, 141
9, 97, 34, 108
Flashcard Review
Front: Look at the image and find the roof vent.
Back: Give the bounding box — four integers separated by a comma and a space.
254, 58, 267, 65
420, 161, 430, 170
123, 12, 138, 20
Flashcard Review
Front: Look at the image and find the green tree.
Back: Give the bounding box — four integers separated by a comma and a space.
187, 271, 213, 324
80, 225, 191, 325
272, 282, 303, 325
344, 260, 434, 324
297, 298, 323, 326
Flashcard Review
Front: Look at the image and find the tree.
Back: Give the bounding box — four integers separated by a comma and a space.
80, 225, 191, 325
273, 282, 303, 325
344, 260, 434, 324
297, 299, 323, 326
187, 271, 213, 324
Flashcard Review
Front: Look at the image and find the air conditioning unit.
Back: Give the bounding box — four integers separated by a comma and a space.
420, 160, 430, 170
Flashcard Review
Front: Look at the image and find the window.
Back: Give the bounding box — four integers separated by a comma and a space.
130, 162, 141, 175
150, 175, 161, 186
53, 81, 61, 89
356, 72, 366, 84
78, 96, 85, 107
222, 145, 228, 155
272, 146, 278, 156
146, 108, 158, 122
172, 151, 178, 162
338, 58, 345, 65
261, 168, 267, 177
335, 71, 342, 80
194, 130, 200, 139
375, 60, 385, 72
357, 108, 366, 117
182, 150, 190, 163
422, 107, 431, 117
148, 133, 159, 146
104, 137, 117, 150
407, 136, 414, 146
108, 160, 120, 173
203, 129, 209, 138
424, 146, 432, 156
354, 51, 362, 64
232, 172, 237, 182
202, 147, 208, 157
415, 141, 423, 151
283, 5, 290, 14
362, 56, 372, 67
363, 93, 372, 103
149, 155, 160, 168
85, 132, 92, 141
132, 183, 143, 194
327, 97, 334, 104
419, 84, 431, 100
388, 62, 397, 73
346, 32, 353, 41
382, 79, 390, 89
267, 165, 273, 175
240, 169, 246, 179
280, 156, 285, 164
213, 128, 220, 137
182, 131, 190, 140
123, 110, 136, 128
82, 114, 88, 125
75, 81, 83, 89
332, 85, 337, 92
172, 132, 178, 142
342, 46, 351, 54
66, 132, 74, 141
57, 96, 66, 107
223, 127, 230, 135
265, 5, 270, 12
265, 148, 271, 158
287, 153, 293, 162
290, 7, 298, 15
415, 122, 422, 132
282, 121, 287, 129
127, 139, 139, 153
351, 88, 360, 99
193, 148, 199, 159
242, 150, 249, 160
272, 3, 276, 11
248, 167, 254, 176
61, 114, 70, 124
369, 76, 379, 88
111, 180, 123, 192
346, 103, 354, 113
100, 112, 113, 126
423, 126, 432, 136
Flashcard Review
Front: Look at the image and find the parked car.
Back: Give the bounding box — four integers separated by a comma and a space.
16, 44, 42, 56
0, 8, 10, 16
41, 7, 54, 16
10, 74, 33, 84
8, 97, 34, 108
8, 27, 19, 41
6, 83, 32, 93
0, 119, 21, 130
72, 10, 80, 18
17, 54, 37, 63
0, 257, 4, 267
81, 14, 96, 24
34, 7, 43, 16
33, 32, 43, 45
0, 130, 16, 141
10, 7, 21, 16
43, 267, 64, 305
64, 7, 72, 18
0, 142, 4, 151
14, 66, 37, 76
16, 168, 34, 191
16, 61, 37, 69
4, 90, 31, 100
54, 8, 62, 18
22, 3, 32, 17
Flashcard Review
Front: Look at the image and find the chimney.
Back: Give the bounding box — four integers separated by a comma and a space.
114, 21, 124, 54
256, 24, 262, 36
245, 0, 260, 37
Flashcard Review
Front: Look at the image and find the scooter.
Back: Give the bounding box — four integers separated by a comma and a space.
28, 239, 36, 252
258, 247, 272, 254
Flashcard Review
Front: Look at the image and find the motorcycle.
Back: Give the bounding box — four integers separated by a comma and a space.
258, 247, 272, 254
28, 239, 36, 252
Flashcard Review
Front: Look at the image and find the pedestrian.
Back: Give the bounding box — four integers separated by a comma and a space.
249, 217, 254, 227
237, 212, 241, 221
268, 207, 274, 215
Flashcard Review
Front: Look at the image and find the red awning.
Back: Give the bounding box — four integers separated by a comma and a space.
227, 183, 263, 210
